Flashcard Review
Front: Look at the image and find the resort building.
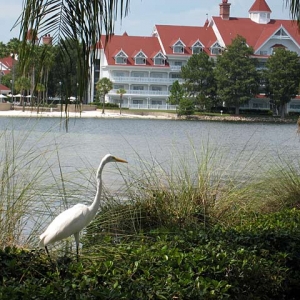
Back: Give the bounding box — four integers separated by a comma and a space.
90, 0, 300, 112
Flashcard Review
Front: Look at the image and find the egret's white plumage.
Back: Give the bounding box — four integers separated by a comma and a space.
39, 154, 127, 260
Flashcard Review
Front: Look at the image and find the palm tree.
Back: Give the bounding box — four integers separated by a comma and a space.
15, 76, 31, 112
116, 88, 126, 115
18, 0, 130, 104
286, 0, 300, 24
96, 77, 113, 114
36, 83, 45, 113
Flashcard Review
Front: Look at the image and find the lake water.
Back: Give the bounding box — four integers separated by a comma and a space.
1, 116, 299, 243
0, 116, 299, 177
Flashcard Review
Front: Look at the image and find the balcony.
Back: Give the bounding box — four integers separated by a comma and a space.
109, 89, 170, 96
111, 76, 183, 84
169, 65, 182, 71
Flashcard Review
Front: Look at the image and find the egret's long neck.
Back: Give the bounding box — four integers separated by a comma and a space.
88, 162, 104, 217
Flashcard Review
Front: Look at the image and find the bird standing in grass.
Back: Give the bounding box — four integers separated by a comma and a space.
39, 154, 128, 261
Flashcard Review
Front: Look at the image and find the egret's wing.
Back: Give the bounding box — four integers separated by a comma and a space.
41, 204, 89, 245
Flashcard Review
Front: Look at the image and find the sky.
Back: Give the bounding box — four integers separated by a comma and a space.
0, 0, 292, 43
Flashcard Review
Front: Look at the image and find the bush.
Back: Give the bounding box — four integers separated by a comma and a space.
2, 210, 300, 299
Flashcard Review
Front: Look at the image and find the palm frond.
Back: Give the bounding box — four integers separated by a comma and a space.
286, 0, 300, 24
15, 0, 130, 103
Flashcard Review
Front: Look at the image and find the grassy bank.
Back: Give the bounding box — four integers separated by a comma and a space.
1, 129, 300, 299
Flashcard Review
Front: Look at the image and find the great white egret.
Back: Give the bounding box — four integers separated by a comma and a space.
39, 154, 128, 260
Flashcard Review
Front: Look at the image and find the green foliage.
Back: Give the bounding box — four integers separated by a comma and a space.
168, 80, 184, 105
96, 77, 113, 114
177, 97, 195, 116
214, 35, 260, 115
181, 52, 217, 110
2, 209, 300, 299
264, 48, 300, 118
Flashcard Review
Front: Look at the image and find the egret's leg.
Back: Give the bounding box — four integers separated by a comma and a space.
74, 232, 80, 261
45, 246, 52, 262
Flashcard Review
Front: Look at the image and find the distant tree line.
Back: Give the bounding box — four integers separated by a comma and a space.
0, 38, 82, 106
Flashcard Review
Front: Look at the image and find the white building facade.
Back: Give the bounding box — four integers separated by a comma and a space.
90, 0, 300, 113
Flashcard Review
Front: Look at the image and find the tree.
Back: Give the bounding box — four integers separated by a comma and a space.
181, 52, 217, 110
177, 97, 195, 117
96, 77, 113, 114
168, 80, 185, 105
264, 48, 300, 118
15, 76, 31, 111
19, 1, 130, 107
214, 35, 260, 115
36, 83, 45, 113
116, 88, 126, 115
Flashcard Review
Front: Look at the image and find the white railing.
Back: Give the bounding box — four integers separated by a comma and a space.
109, 89, 170, 96
122, 104, 177, 110
111, 76, 184, 84
169, 65, 182, 71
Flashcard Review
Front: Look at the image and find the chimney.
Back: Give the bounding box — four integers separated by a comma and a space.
219, 0, 231, 20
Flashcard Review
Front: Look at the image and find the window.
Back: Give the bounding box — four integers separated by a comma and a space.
290, 104, 300, 109
153, 52, 165, 66
133, 86, 144, 91
192, 47, 203, 54
115, 50, 128, 64
253, 103, 266, 108
133, 99, 143, 104
260, 50, 268, 55
210, 42, 223, 55
154, 57, 165, 65
136, 57, 146, 65
151, 73, 164, 78
151, 86, 162, 91
174, 61, 183, 66
275, 28, 288, 37
114, 84, 125, 90
152, 100, 162, 105
192, 40, 204, 54
171, 73, 182, 79
173, 40, 185, 54
132, 72, 145, 77
115, 71, 126, 77
135, 51, 147, 65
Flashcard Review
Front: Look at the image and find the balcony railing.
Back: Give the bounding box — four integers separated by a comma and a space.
122, 104, 177, 110
169, 65, 182, 71
109, 89, 170, 96
111, 76, 184, 84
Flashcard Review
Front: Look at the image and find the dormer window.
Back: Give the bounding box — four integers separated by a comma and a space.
210, 42, 223, 55
172, 39, 185, 54
135, 51, 147, 65
115, 50, 128, 64
191, 40, 204, 54
274, 28, 288, 38
153, 52, 166, 66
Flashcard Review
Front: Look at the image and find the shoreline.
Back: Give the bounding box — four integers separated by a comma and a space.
0, 109, 298, 124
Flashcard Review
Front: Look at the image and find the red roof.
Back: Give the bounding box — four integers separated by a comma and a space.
212, 17, 300, 52
0, 84, 10, 92
249, 0, 271, 13
99, 34, 167, 67
0, 56, 14, 70
154, 25, 217, 56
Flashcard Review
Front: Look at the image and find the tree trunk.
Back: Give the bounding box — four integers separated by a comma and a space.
102, 95, 105, 114
280, 103, 286, 119
235, 106, 239, 115
120, 95, 122, 115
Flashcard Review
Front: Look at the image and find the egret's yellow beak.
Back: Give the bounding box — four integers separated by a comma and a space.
114, 157, 128, 163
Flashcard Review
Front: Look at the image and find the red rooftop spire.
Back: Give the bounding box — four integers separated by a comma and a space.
249, 0, 271, 13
